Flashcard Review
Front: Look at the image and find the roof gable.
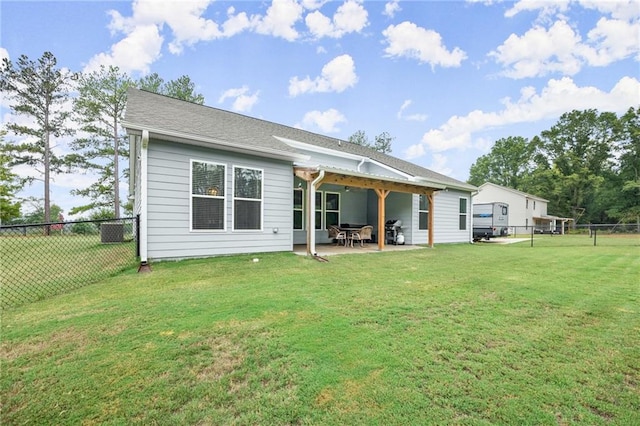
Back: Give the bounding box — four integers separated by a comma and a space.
479, 182, 548, 202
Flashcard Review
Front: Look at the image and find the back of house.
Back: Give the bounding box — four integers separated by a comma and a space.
473, 202, 509, 241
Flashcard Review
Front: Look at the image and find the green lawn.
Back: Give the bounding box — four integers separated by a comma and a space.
2, 240, 639, 425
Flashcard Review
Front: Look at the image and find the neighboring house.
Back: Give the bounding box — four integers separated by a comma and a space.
123, 88, 477, 263
473, 182, 571, 234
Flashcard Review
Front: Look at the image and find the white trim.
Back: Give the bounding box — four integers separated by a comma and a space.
232, 165, 264, 232
190, 159, 227, 232
139, 130, 149, 263
324, 191, 341, 230
275, 136, 363, 161
293, 188, 305, 231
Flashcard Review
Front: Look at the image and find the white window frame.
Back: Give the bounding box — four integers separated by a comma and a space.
232, 165, 264, 232
324, 191, 341, 230
459, 197, 468, 231
190, 159, 226, 232
315, 191, 323, 230
418, 194, 429, 230
293, 188, 304, 230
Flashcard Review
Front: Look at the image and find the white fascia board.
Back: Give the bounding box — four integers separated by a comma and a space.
122, 122, 310, 162
276, 136, 416, 180
415, 176, 477, 193
274, 136, 364, 161
367, 158, 414, 180
313, 166, 447, 190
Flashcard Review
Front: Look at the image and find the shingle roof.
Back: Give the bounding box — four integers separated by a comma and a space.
124, 88, 475, 191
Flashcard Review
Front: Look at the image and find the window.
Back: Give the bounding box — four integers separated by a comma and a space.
293, 188, 304, 230
191, 160, 225, 230
501, 206, 508, 216
459, 198, 467, 230
315, 191, 323, 230
325, 192, 340, 229
419, 194, 429, 230
233, 166, 263, 230
526, 199, 529, 209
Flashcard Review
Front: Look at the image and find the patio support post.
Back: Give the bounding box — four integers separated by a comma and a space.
375, 189, 390, 251
427, 192, 434, 248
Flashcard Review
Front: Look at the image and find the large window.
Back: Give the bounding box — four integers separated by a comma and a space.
191, 160, 225, 231
293, 188, 304, 230
233, 166, 263, 230
419, 194, 429, 230
325, 192, 340, 229
459, 197, 468, 230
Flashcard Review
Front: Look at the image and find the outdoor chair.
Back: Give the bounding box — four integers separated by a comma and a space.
350, 225, 373, 247
328, 225, 348, 246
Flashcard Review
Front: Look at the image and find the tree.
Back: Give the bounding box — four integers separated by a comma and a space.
610, 107, 640, 227
348, 130, 394, 153
467, 136, 536, 188
138, 73, 205, 104
71, 65, 134, 218
0, 131, 23, 224
536, 109, 617, 224
0, 51, 75, 227
163, 75, 205, 104
16, 198, 63, 224
373, 131, 394, 154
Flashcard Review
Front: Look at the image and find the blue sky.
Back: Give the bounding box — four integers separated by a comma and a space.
1, 0, 639, 218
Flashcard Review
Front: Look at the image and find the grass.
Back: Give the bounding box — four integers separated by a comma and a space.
2, 239, 639, 424
1, 234, 137, 308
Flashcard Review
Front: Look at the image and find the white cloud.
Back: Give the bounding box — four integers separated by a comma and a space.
427, 153, 453, 176
218, 86, 260, 112
383, 1, 401, 18
489, 20, 584, 78
397, 99, 428, 122
297, 108, 347, 133
84, 24, 163, 74
306, 0, 368, 39
382, 21, 467, 68
289, 54, 358, 96
504, 0, 571, 19
404, 76, 640, 158
584, 17, 640, 65
251, 0, 304, 41
87, 0, 301, 73
496, 1, 640, 78
580, 0, 640, 20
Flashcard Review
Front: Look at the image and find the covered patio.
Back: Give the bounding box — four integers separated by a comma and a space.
294, 166, 446, 256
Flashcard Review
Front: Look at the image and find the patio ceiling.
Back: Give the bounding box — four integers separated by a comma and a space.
294, 166, 445, 195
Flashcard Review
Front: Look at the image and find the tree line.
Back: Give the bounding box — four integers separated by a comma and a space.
1, 51, 204, 226
2, 52, 637, 229
468, 108, 640, 226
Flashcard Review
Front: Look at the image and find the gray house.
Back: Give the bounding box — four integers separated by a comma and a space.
123, 88, 477, 263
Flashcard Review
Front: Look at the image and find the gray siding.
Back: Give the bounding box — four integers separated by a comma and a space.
146, 139, 293, 260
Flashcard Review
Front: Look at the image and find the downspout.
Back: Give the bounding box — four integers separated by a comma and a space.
309, 169, 325, 256
356, 157, 366, 172
469, 190, 478, 244
138, 129, 150, 271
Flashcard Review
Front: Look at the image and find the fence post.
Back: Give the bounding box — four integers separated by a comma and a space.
593, 228, 597, 246
531, 225, 534, 247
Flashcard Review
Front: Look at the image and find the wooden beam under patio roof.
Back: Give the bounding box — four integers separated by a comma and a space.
293, 167, 445, 194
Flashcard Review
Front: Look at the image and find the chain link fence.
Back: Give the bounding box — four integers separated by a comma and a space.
505, 223, 640, 247
1, 217, 139, 309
